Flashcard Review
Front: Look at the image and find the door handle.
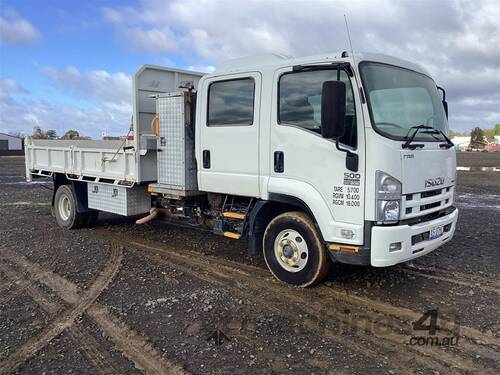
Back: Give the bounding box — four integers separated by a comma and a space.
203, 150, 211, 169
274, 151, 284, 173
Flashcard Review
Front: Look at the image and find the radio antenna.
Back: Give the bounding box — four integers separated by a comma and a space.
344, 14, 355, 63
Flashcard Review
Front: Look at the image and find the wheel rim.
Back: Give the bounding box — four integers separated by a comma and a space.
58, 195, 71, 221
273, 229, 309, 272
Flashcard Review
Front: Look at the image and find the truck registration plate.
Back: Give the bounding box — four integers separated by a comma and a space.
429, 226, 444, 240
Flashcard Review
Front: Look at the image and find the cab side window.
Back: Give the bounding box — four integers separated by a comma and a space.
278, 69, 357, 148
207, 78, 255, 126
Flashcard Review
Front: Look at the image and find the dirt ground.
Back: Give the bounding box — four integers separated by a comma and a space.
0, 154, 499, 374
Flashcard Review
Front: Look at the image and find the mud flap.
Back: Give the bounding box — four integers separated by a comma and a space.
328, 247, 371, 266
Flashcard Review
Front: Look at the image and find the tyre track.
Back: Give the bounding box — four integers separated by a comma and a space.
96, 238, 448, 371
3, 232, 498, 373
0, 254, 72, 307
0, 262, 121, 375
97, 232, 499, 373
87, 305, 185, 375
0, 242, 413, 374
124, 234, 500, 349
0, 246, 123, 374
68, 325, 123, 375
0, 248, 77, 304
129, 244, 413, 373
399, 265, 500, 296
0, 247, 187, 375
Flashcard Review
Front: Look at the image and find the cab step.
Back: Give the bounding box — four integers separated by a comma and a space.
223, 231, 241, 239
222, 212, 246, 220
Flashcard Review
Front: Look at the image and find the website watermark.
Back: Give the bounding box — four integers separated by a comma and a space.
408, 309, 460, 347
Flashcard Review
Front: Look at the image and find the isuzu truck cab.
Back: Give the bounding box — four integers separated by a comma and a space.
25, 52, 458, 287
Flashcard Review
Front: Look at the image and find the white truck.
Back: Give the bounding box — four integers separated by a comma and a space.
25, 52, 458, 286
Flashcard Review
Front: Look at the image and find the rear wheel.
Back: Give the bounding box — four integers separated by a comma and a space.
263, 211, 330, 287
54, 185, 87, 229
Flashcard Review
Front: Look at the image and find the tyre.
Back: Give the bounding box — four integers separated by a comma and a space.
263, 211, 330, 287
54, 185, 88, 229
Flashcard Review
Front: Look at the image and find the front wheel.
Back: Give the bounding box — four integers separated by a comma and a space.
263, 211, 330, 287
54, 185, 88, 229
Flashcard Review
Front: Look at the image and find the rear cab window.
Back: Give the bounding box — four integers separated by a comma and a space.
207, 78, 255, 126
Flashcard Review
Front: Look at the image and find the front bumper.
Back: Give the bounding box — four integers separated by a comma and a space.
370, 207, 458, 267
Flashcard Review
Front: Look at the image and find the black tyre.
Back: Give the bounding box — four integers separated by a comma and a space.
54, 185, 88, 229
263, 211, 330, 287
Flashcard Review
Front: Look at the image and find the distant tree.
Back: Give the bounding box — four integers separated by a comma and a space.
449, 129, 470, 137
32, 126, 48, 139
61, 130, 80, 140
470, 127, 485, 149
495, 124, 500, 136
45, 129, 57, 139
483, 129, 496, 143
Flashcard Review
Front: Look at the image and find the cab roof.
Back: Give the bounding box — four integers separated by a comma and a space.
212, 51, 430, 77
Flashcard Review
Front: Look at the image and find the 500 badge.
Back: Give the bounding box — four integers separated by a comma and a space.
343, 172, 361, 186
333, 173, 362, 206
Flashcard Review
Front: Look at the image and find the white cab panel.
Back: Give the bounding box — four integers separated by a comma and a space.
198, 72, 262, 197
267, 67, 365, 243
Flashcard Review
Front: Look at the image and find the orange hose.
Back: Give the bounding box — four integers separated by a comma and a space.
135, 208, 158, 225
150, 115, 160, 139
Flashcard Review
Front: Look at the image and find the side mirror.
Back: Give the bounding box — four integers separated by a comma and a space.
321, 81, 346, 139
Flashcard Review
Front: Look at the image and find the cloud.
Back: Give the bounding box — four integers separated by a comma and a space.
187, 65, 215, 73
40, 66, 132, 105
0, 13, 39, 45
0, 78, 27, 94
103, 7, 177, 53
126, 27, 178, 52
0, 74, 131, 138
103, 0, 500, 131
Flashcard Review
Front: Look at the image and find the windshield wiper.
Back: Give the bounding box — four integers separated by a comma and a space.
402, 125, 432, 149
423, 129, 454, 149
402, 125, 454, 150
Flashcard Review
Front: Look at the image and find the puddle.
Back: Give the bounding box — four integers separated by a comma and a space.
456, 166, 500, 172
0, 202, 51, 206
455, 192, 500, 211
0, 180, 51, 186
0, 175, 25, 182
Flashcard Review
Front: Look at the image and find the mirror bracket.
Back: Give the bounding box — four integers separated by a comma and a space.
437, 86, 448, 119
335, 140, 359, 172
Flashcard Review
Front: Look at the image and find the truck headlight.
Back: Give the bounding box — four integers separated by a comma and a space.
376, 171, 402, 223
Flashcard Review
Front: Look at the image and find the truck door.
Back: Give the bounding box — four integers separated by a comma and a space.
198, 72, 261, 197
269, 67, 365, 242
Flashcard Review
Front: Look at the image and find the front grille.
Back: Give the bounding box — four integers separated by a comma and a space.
401, 185, 454, 220
421, 201, 441, 211
421, 189, 442, 198
401, 206, 455, 226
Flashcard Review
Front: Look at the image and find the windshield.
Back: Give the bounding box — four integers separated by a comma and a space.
360, 62, 448, 141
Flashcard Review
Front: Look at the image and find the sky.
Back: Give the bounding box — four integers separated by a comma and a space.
1, 0, 499, 137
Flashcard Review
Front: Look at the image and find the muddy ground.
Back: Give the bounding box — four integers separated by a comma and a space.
0, 154, 499, 374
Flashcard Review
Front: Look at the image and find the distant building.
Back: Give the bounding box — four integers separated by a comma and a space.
451, 134, 500, 152
0, 133, 23, 150
102, 134, 134, 141
484, 143, 500, 152
451, 136, 470, 151
484, 135, 500, 152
